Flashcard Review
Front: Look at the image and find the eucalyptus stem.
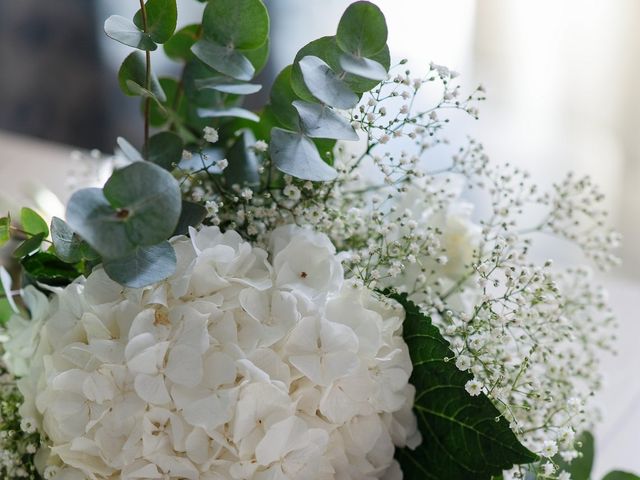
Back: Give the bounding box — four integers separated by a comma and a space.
139, 0, 151, 155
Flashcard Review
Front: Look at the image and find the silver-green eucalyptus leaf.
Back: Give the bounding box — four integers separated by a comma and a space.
103, 241, 176, 288
339, 53, 387, 81
225, 129, 260, 187
270, 127, 337, 181
195, 77, 262, 95
292, 100, 358, 140
198, 107, 259, 122
191, 39, 255, 81
116, 137, 143, 162
104, 15, 157, 51
299, 55, 358, 109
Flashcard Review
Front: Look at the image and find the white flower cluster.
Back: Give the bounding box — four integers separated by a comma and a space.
16, 226, 419, 479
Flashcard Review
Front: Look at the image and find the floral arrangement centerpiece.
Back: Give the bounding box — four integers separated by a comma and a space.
0, 1, 633, 479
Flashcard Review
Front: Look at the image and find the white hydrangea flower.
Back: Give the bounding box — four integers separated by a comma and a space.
18, 225, 419, 479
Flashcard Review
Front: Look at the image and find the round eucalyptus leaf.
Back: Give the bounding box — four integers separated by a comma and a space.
269, 66, 301, 131
191, 39, 255, 81
202, 0, 269, 50
270, 127, 337, 181
299, 56, 358, 109
343, 44, 390, 92
173, 202, 208, 236
104, 15, 157, 51
292, 101, 358, 140
195, 77, 262, 95
13, 234, 45, 260
116, 137, 143, 162
51, 217, 99, 263
336, 1, 387, 57
164, 24, 200, 61
198, 107, 259, 122
118, 52, 166, 100
20, 207, 49, 237
103, 241, 176, 288
147, 132, 183, 170
225, 129, 260, 187
133, 0, 177, 44
240, 37, 270, 74
602, 472, 640, 480
339, 53, 387, 81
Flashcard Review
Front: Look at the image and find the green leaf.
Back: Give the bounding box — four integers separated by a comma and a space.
225, 129, 260, 187
104, 15, 157, 51
270, 127, 337, 181
21, 252, 81, 286
336, 1, 388, 57
133, 0, 177, 44
173, 201, 207, 236
389, 291, 538, 479
293, 100, 358, 140
116, 137, 144, 162
603, 472, 640, 480
164, 24, 200, 61
102, 241, 176, 288
198, 107, 259, 122
270, 65, 302, 131
118, 52, 166, 100
147, 132, 183, 170
20, 207, 48, 237
554, 431, 594, 480
13, 233, 45, 259
195, 77, 262, 95
298, 55, 358, 109
191, 39, 255, 81
148, 77, 187, 128
240, 37, 270, 74
0, 215, 9, 247
0, 266, 18, 314
201, 0, 269, 50
66, 162, 181, 259
51, 217, 99, 264
339, 53, 387, 81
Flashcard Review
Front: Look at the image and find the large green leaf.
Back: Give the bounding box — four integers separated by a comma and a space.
269, 127, 337, 181
603, 472, 640, 480
164, 24, 200, 61
102, 241, 176, 288
293, 100, 358, 140
390, 292, 538, 479
191, 39, 255, 81
201, 0, 269, 50
269, 65, 301, 131
240, 37, 270, 74
173, 202, 207, 236
13, 233, 45, 259
22, 252, 81, 287
51, 217, 98, 264
66, 162, 181, 259
225, 129, 260, 187
147, 131, 183, 170
118, 52, 166, 101
133, 0, 177, 44
104, 15, 157, 51
298, 55, 358, 109
20, 207, 48, 237
554, 431, 594, 480
339, 53, 387, 81
336, 1, 388, 57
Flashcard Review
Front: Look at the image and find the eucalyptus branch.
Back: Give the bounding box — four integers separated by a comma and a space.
139, 0, 151, 154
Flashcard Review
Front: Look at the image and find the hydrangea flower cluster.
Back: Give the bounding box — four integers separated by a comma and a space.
15, 226, 419, 479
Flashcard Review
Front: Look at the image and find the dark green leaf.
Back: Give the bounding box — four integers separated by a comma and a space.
125, 81, 167, 106
117, 137, 144, 162
191, 39, 255, 81
269, 65, 302, 131
240, 37, 270, 74
198, 107, 259, 122
293, 100, 358, 140
195, 77, 262, 95
104, 15, 157, 51
118, 52, 166, 100
20, 207, 48, 237
173, 201, 207, 236
148, 77, 187, 128
554, 431, 594, 480
390, 291, 538, 479
22, 252, 81, 286
299, 55, 358, 109
13, 233, 45, 259
164, 24, 200, 61
66, 162, 181, 259
201, 0, 269, 50
270, 127, 337, 181
51, 217, 98, 263
147, 132, 183, 170
339, 53, 387, 81
134, 0, 177, 44
225, 129, 260, 186
103, 241, 176, 288
336, 1, 388, 57
0, 216, 9, 247
603, 472, 640, 480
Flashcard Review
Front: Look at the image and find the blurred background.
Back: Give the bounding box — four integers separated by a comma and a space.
0, 0, 638, 474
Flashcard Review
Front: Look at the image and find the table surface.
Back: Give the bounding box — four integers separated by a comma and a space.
0, 131, 638, 475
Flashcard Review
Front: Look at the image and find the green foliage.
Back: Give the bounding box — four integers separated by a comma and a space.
270, 66, 302, 131
339, 53, 387, 80
0, 266, 17, 319
195, 77, 262, 95
147, 131, 183, 170
336, 1, 388, 57
554, 431, 594, 480
0, 215, 11, 247
173, 201, 208, 236
270, 128, 338, 181
102, 241, 176, 288
293, 100, 358, 140
51, 217, 98, 264
164, 24, 200, 61
104, 15, 157, 51
603, 472, 640, 480
191, 39, 255, 81
12, 233, 45, 259
298, 55, 359, 109
389, 291, 537, 479
118, 52, 166, 100
225, 129, 261, 187
20, 207, 48, 237
201, 0, 269, 50
133, 0, 177, 44
66, 162, 181, 259
22, 252, 81, 286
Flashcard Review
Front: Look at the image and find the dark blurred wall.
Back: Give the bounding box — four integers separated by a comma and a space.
0, 0, 112, 150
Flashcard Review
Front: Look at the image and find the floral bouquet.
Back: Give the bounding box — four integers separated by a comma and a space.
0, 1, 633, 479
